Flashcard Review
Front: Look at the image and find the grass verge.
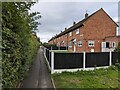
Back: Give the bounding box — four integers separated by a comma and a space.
51, 65, 119, 88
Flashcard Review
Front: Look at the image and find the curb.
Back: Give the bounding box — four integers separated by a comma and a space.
16, 82, 21, 88
51, 78, 56, 89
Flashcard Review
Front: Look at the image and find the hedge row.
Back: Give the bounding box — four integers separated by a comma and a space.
2, 2, 40, 88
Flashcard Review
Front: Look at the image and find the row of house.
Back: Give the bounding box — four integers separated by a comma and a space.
48, 8, 120, 52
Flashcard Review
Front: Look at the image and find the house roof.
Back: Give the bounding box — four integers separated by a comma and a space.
48, 8, 118, 42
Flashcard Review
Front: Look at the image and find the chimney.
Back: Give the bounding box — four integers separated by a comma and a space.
61, 31, 62, 33
65, 28, 67, 30
85, 12, 88, 18
73, 21, 76, 25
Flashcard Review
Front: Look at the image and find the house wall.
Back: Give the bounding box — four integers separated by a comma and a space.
48, 40, 53, 44
105, 36, 120, 47
48, 9, 117, 52
76, 9, 117, 52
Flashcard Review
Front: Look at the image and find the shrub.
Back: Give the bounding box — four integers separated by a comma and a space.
2, 2, 40, 88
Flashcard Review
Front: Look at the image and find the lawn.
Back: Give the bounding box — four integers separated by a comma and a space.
51, 65, 119, 88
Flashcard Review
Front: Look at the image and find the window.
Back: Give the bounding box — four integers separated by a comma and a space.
65, 34, 67, 37
88, 40, 94, 47
112, 42, 116, 48
72, 39, 76, 45
57, 42, 60, 46
76, 29, 79, 34
64, 34, 67, 37
78, 41, 82, 47
69, 32, 72, 36
116, 27, 119, 36
69, 42, 72, 48
106, 42, 109, 48
102, 42, 111, 48
62, 41, 64, 44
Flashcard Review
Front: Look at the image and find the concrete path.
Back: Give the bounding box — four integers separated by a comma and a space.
20, 47, 54, 88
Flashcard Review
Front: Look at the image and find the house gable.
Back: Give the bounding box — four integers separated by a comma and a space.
82, 8, 118, 40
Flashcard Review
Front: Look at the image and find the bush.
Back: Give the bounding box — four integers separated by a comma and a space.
2, 2, 40, 88
114, 42, 120, 52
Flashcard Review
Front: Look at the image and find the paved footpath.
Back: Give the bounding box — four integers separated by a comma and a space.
20, 47, 54, 88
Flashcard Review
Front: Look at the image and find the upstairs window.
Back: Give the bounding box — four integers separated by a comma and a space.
78, 41, 82, 47
116, 27, 119, 36
88, 40, 94, 47
69, 32, 72, 36
65, 34, 67, 37
76, 29, 79, 35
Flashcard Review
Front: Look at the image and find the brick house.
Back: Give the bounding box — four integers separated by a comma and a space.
48, 8, 119, 52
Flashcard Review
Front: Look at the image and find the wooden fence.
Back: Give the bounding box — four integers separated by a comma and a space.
43, 47, 120, 74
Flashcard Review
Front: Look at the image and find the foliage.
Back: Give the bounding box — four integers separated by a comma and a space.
114, 42, 120, 52
2, 2, 40, 88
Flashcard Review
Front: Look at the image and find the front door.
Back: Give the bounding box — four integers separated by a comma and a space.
74, 45, 76, 52
91, 49, 94, 52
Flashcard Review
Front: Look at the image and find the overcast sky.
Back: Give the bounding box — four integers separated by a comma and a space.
30, 2, 119, 43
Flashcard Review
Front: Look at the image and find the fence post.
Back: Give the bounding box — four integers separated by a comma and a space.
109, 51, 112, 66
51, 46, 52, 50
49, 50, 50, 62
44, 48, 46, 55
83, 52, 86, 70
51, 52, 54, 74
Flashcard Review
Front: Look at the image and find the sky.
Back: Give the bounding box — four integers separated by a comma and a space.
30, 1, 119, 43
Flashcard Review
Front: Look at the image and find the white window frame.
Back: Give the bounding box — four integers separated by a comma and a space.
69, 32, 72, 36
78, 41, 82, 47
88, 40, 94, 47
69, 42, 72, 48
112, 42, 116, 48
116, 27, 119, 36
102, 42, 106, 48
76, 29, 79, 35
62, 41, 64, 44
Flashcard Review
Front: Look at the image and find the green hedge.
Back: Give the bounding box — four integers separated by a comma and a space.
2, 2, 40, 88
2, 27, 39, 88
2, 27, 22, 88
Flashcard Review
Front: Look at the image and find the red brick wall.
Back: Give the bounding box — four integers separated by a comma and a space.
48, 9, 117, 52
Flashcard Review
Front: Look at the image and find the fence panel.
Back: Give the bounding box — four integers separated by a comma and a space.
86, 52, 109, 68
60, 47, 68, 50
112, 52, 120, 65
54, 53, 83, 69
46, 49, 49, 62
49, 51, 51, 67
45, 49, 51, 67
